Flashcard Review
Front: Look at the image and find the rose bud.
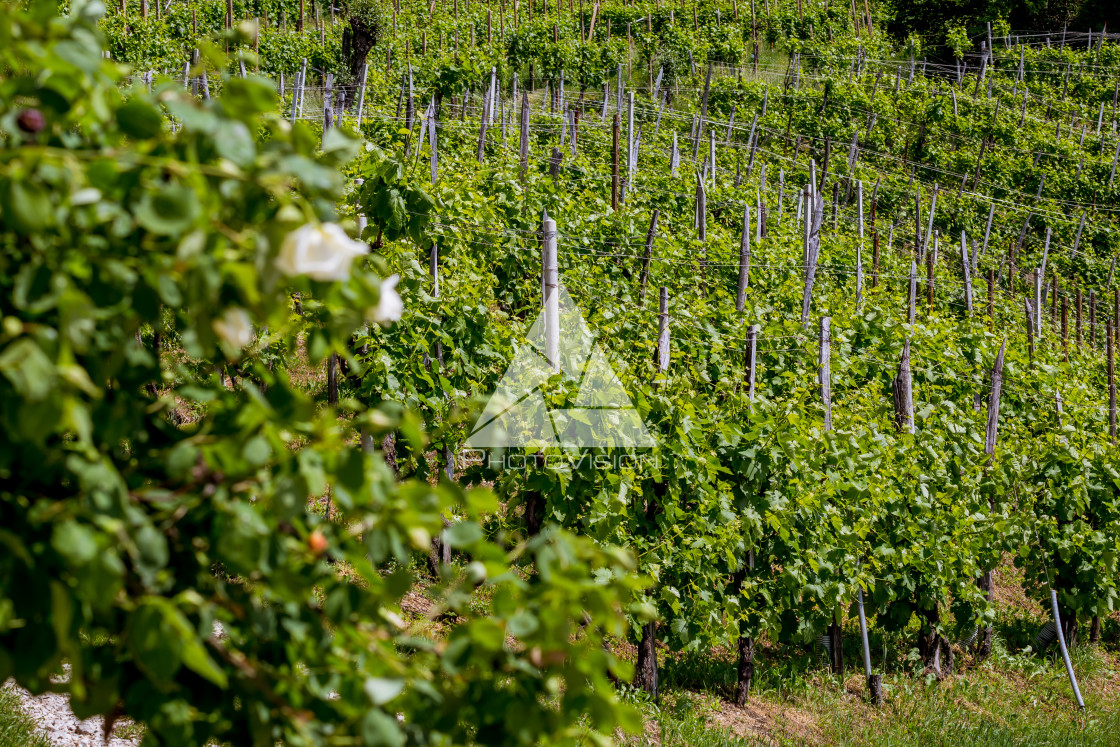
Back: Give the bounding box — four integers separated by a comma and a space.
17, 109, 45, 134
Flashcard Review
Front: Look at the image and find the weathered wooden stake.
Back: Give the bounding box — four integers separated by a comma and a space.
745, 324, 758, 399
914, 184, 922, 260
1090, 291, 1097, 350
695, 167, 708, 242
540, 216, 560, 372
871, 231, 880, 288
1025, 298, 1036, 363
926, 243, 935, 308
819, 314, 841, 673
981, 202, 995, 258
356, 62, 369, 128
1110, 318, 1117, 444
657, 287, 670, 373
801, 187, 821, 326
1062, 298, 1069, 361
921, 183, 938, 260
737, 204, 751, 312
327, 353, 338, 405
908, 260, 917, 325
1071, 211, 1087, 259
1076, 289, 1083, 348
639, 209, 658, 302
1114, 291, 1119, 355
960, 231, 972, 313
819, 317, 832, 431
892, 339, 914, 433
857, 583, 876, 704
987, 269, 995, 331
612, 112, 620, 210
519, 92, 529, 183
977, 340, 1006, 660
1033, 271, 1043, 339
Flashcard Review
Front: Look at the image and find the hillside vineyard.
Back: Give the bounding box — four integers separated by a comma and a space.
99, 0, 1120, 717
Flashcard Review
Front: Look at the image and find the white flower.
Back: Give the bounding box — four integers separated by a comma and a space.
275, 223, 368, 282
367, 274, 403, 324
213, 307, 254, 352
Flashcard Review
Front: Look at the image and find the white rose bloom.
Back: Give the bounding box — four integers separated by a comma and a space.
367, 274, 403, 324
276, 223, 369, 282
213, 308, 254, 351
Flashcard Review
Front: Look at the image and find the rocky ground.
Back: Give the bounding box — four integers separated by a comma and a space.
7, 677, 140, 747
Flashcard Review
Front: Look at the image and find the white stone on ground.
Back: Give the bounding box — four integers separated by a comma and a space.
5, 675, 141, 747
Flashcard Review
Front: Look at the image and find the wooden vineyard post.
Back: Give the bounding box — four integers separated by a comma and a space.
981, 202, 995, 258
801, 186, 821, 326
327, 352, 339, 406
656, 287, 670, 374
570, 108, 579, 157
734, 555, 755, 705
521, 215, 560, 540
819, 316, 842, 676
977, 340, 1007, 660
356, 63, 369, 129
926, 244, 934, 309
427, 241, 452, 575
820, 317, 832, 431
1052, 277, 1059, 332
612, 112, 620, 211
639, 209, 658, 302
877, 340, 914, 701
1007, 239, 1015, 296
1091, 291, 1097, 350
696, 172, 707, 243
286, 58, 304, 122
476, 67, 495, 163
893, 339, 914, 434
831, 182, 840, 228
519, 92, 529, 183
1110, 319, 1116, 444
1033, 272, 1043, 340
1062, 297, 1069, 361
427, 100, 439, 184
737, 204, 751, 312
858, 581, 879, 705
960, 231, 972, 313
542, 216, 560, 372
907, 260, 917, 325
198, 48, 210, 100
1025, 299, 1036, 364
429, 243, 443, 367
322, 64, 339, 413
1071, 211, 1087, 260
856, 181, 864, 303
1076, 289, 1083, 349
295, 58, 308, 121
985, 341, 1006, 456
745, 324, 758, 400
987, 269, 995, 330
871, 231, 879, 287
922, 183, 938, 260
